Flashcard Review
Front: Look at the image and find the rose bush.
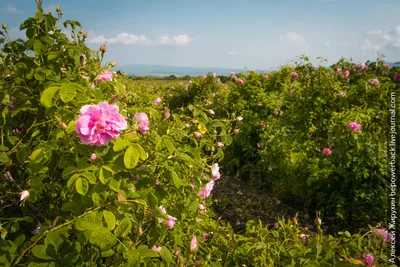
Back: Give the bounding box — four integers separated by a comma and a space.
0, 2, 397, 266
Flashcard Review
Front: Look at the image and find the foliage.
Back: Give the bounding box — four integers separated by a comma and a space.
0, 2, 397, 266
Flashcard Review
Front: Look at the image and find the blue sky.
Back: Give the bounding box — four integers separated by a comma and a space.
1, 0, 400, 70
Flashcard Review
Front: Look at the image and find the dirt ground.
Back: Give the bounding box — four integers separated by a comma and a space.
211, 176, 330, 234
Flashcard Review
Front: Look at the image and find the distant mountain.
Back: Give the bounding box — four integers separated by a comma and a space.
118, 64, 264, 77
389, 62, 400, 67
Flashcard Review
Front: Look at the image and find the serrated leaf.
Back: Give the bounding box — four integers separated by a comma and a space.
89, 228, 117, 251
114, 218, 132, 238
75, 177, 89, 195
81, 172, 96, 184
31, 244, 55, 260
170, 171, 182, 189
124, 146, 139, 169
113, 138, 131, 152
132, 144, 147, 160
103, 210, 116, 231
0, 152, 9, 164
40, 86, 60, 108
60, 83, 77, 103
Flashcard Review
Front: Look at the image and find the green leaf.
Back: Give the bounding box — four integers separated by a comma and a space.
40, 86, 60, 108
33, 40, 43, 55
67, 174, 80, 191
147, 193, 158, 209
81, 172, 96, 184
108, 178, 121, 192
75, 213, 103, 231
31, 244, 56, 260
124, 146, 139, 169
0, 152, 9, 164
163, 139, 175, 155
102, 210, 116, 231
161, 247, 173, 263
132, 144, 147, 160
170, 171, 182, 189
113, 138, 131, 152
59, 83, 77, 103
114, 218, 132, 238
89, 228, 117, 251
75, 177, 89, 195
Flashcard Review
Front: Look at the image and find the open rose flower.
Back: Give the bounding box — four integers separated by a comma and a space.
75, 102, 127, 146
369, 78, 380, 87
291, 72, 298, 78
154, 98, 162, 105
98, 71, 113, 82
344, 70, 350, 78
373, 228, 392, 242
211, 163, 221, 181
348, 122, 361, 132
199, 180, 215, 198
323, 148, 332, 156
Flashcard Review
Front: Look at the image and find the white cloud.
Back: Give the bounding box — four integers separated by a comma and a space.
108, 32, 151, 45
284, 32, 306, 44
360, 39, 382, 51
158, 34, 193, 46
5, 5, 24, 14
366, 29, 382, 36
228, 51, 239, 55
382, 25, 400, 51
87, 31, 193, 47
382, 34, 392, 41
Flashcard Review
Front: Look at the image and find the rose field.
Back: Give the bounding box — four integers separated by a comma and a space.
0, 2, 399, 267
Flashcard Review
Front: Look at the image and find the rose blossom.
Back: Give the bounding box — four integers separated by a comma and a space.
75, 102, 127, 146
323, 148, 332, 156
134, 112, 150, 134
348, 122, 361, 132
199, 180, 215, 198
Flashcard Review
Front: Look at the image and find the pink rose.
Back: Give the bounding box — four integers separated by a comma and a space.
369, 78, 380, 87
348, 122, 361, 132
344, 70, 350, 78
99, 71, 113, 82
134, 112, 150, 134
264, 74, 269, 80
291, 72, 298, 78
373, 228, 392, 242
364, 254, 374, 267
323, 148, 332, 156
198, 180, 215, 198
154, 98, 162, 105
237, 79, 244, 84
217, 142, 224, 148
75, 102, 127, 146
